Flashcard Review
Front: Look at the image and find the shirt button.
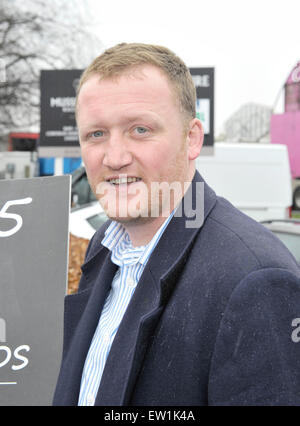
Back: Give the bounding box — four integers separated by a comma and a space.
127, 277, 135, 287
102, 332, 110, 343
87, 393, 95, 406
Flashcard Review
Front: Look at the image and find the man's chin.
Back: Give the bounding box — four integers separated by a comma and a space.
106, 213, 136, 223
103, 209, 159, 226
98, 197, 150, 223
105, 212, 145, 223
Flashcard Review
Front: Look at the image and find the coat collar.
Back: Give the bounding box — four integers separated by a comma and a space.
58, 171, 217, 405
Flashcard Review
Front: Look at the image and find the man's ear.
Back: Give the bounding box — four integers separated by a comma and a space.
186, 118, 204, 160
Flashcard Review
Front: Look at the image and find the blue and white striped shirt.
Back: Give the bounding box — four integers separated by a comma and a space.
78, 212, 174, 406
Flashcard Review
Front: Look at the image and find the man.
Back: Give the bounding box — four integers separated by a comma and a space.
53, 43, 300, 406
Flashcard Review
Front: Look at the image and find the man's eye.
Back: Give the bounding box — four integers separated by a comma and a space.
92, 130, 104, 138
135, 127, 148, 135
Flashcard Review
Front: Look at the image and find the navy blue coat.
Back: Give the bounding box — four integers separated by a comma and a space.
53, 171, 300, 406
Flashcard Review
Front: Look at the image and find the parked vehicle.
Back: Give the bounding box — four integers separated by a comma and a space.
71, 165, 96, 206
69, 202, 107, 240
196, 142, 292, 222
261, 219, 300, 264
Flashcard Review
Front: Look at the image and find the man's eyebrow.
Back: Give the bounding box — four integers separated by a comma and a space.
78, 112, 163, 132
122, 113, 163, 125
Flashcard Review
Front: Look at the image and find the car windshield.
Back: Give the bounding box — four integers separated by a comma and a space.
273, 232, 300, 263
87, 212, 108, 231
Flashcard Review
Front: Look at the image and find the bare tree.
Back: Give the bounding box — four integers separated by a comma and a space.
0, 0, 103, 148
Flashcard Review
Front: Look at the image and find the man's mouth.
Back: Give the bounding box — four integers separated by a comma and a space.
106, 177, 142, 185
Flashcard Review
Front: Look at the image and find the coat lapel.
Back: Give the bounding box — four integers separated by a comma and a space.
53, 247, 118, 405
95, 265, 163, 405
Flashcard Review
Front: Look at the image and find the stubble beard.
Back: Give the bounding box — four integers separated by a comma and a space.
91, 138, 191, 224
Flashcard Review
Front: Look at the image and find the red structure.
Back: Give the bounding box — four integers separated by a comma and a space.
8, 132, 39, 151
271, 62, 300, 208
285, 61, 300, 112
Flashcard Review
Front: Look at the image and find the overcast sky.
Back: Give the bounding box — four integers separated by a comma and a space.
86, 0, 300, 135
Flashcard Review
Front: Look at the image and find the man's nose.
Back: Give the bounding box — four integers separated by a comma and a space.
102, 134, 133, 170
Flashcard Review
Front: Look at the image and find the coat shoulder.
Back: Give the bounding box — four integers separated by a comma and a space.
84, 219, 112, 263
205, 196, 300, 274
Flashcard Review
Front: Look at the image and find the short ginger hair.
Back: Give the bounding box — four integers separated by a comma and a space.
76, 42, 196, 124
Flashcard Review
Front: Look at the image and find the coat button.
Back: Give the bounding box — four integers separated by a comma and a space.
102, 332, 110, 343
127, 277, 135, 287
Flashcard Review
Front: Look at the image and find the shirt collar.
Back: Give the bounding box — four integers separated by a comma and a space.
101, 211, 175, 267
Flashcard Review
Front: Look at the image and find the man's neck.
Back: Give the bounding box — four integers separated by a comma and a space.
123, 215, 170, 247
122, 169, 196, 247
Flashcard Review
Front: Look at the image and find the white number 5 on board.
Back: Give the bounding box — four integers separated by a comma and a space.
0, 198, 33, 238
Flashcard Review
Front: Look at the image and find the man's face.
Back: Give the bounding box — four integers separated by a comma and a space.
76, 65, 197, 223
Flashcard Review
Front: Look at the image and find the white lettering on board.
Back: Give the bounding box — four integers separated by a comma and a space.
0, 198, 33, 237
